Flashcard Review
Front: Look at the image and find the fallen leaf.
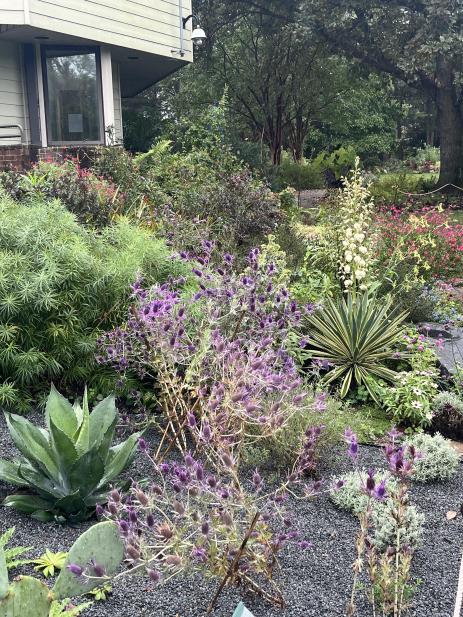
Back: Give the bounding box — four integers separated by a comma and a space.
447, 510, 458, 520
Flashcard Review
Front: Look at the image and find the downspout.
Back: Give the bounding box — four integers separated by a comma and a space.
179, 0, 185, 57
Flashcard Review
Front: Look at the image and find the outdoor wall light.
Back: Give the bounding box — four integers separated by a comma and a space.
182, 14, 207, 46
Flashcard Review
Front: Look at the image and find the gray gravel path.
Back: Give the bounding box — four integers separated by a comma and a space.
0, 412, 462, 617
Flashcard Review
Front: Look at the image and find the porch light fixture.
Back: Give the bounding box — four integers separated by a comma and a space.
182, 14, 207, 46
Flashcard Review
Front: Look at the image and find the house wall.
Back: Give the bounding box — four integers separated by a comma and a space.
28, 0, 193, 59
112, 61, 123, 143
0, 40, 29, 147
0, 0, 26, 25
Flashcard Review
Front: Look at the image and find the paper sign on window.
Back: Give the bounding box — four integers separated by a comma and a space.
68, 113, 83, 133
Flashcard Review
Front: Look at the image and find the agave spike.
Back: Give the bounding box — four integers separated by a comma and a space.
0, 386, 141, 522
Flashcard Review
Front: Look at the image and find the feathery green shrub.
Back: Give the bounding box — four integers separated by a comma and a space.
0, 194, 188, 411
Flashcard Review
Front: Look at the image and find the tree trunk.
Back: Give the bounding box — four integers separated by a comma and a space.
436, 58, 463, 187
425, 96, 436, 147
268, 95, 284, 165
289, 109, 306, 163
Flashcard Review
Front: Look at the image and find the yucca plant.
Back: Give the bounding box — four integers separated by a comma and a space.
306, 293, 408, 400
0, 386, 140, 522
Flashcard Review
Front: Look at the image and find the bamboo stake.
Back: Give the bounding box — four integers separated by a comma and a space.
207, 512, 260, 614
453, 549, 463, 617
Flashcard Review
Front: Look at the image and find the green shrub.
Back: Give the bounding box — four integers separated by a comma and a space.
0, 386, 140, 522
312, 146, 357, 183
381, 370, 439, 428
330, 470, 424, 550
0, 194, 188, 410
405, 433, 459, 482
274, 155, 324, 191
95, 140, 283, 254
0, 160, 123, 227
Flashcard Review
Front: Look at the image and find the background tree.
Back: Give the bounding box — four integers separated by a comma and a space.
301, 0, 463, 185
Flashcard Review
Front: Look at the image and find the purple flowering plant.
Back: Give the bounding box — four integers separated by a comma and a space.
345, 428, 421, 617
98, 241, 321, 474
94, 440, 319, 609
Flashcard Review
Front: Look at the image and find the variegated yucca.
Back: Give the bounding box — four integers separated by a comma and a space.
306, 293, 408, 400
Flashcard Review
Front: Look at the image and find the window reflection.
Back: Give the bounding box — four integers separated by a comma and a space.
45, 49, 102, 143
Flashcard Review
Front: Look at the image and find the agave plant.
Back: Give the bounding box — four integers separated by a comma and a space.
306, 293, 408, 400
0, 386, 140, 522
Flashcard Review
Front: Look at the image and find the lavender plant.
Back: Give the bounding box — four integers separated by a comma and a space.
344, 429, 422, 617
98, 243, 319, 472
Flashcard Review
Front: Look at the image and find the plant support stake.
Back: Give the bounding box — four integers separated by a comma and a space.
454, 549, 463, 617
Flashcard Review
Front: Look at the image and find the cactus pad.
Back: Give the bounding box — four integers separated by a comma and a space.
0, 547, 7, 600
0, 576, 51, 617
52, 521, 124, 599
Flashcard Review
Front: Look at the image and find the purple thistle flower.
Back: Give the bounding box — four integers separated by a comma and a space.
67, 563, 84, 578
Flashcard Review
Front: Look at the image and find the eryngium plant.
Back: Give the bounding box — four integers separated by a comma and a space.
97, 446, 315, 609
99, 243, 319, 472
306, 293, 407, 400
0, 386, 140, 522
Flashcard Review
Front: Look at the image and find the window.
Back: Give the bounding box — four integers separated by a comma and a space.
42, 47, 103, 144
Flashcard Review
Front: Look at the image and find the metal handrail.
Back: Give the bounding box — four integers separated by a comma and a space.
0, 124, 24, 140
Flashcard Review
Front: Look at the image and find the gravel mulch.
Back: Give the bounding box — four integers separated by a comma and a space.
0, 412, 462, 617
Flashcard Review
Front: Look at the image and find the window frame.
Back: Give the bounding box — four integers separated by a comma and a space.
40, 45, 104, 146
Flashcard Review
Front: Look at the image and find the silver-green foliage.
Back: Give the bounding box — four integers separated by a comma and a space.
330, 470, 424, 550
330, 469, 398, 515
0, 194, 189, 411
406, 433, 459, 483
0, 386, 140, 522
372, 501, 424, 552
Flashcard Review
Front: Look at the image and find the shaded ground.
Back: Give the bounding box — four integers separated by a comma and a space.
298, 190, 327, 210
0, 414, 462, 617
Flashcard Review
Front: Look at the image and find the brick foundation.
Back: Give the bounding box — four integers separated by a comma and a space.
0, 145, 104, 171
0, 145, 34, 171
36, 146, 102, 168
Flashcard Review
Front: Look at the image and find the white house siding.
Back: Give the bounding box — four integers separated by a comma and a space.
0, 0, 25, 25
0, 41, 29, 145
112, 61, 123, 143
28, 0, 193, 59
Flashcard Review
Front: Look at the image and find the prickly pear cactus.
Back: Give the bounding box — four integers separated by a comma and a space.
0, 547, 7, 600
53, 522, 124, 599
0, 576, 51, 617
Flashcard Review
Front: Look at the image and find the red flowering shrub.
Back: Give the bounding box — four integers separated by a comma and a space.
0, 158, 125, 227
374, 206, 463, 281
